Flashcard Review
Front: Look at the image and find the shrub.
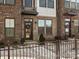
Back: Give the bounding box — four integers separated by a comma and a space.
39, 33, 45, 45
0, 42, 5, 48
20, 38, 25, 44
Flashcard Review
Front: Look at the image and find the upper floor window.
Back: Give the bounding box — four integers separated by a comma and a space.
77, 0, 79, 9
65, 0, 70, 8
65, 0, 79, 9
0, 0, 15, 5
39, 0, 54, 8
23, 0, 33, 7
0, 0, 3, 4
71, 0, 76, 9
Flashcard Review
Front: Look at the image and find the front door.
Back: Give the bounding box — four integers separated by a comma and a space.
65, 21, 70, 36
65, 19, 71, 37
24, 19, 33, 40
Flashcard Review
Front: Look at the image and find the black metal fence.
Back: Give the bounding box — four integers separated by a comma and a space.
0, 38, 79, 59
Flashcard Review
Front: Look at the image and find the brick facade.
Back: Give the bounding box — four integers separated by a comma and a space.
0, 0, 57, 42
0, 0, 21, 42
57, 0, 79, 37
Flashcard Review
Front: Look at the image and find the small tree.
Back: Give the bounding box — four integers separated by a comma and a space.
0, 42, 5, 48
39, 33, 45, 45
20, 38, 25, 45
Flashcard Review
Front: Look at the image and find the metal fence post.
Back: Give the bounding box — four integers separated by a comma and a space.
8, 40, 10, 59
75, 37, 77, 59
56, 40, 60, 59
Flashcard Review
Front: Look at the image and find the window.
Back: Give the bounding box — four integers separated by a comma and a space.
65, 0, 79, 9
71, 0, 76, 9
74, 20, 79, 32
5, 19, 15, 37
23, 0, 32, 7
65, 0, 70, 8
38, 20, 44, 27
0, 0, 15, 5
39, 0, 46, 7
39, 0, 54, 8
48, 0, 54, 8
46, 20, 52, 34
0, 0, 3, 4
5, 0, 15, 5
38, 20, 52, 35
77, 0, 79, 9
38, 20, 44, 35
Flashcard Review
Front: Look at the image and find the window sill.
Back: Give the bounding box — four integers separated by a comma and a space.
39, 7, 54, 9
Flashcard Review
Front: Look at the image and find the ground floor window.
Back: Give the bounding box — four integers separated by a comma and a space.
65, 19, 79, 36
74, 20, 79, 33
5, 19, 15, 37
38, 19, 52, 35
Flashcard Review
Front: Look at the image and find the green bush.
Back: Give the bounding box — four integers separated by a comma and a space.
39, 33, 45, 45
20, 38, 25, 44
0, 42, 5, 48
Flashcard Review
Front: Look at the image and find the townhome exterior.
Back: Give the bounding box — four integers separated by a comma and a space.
21, 0, 57, 41
0, 0, 57, 43
0, 0, 22, 43
57, 0, 79, 38
36, 0, 57, 40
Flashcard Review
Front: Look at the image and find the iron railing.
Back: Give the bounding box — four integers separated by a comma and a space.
0, 38, 79, 59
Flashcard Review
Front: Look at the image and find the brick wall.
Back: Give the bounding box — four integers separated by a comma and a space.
0, 0, 21, 41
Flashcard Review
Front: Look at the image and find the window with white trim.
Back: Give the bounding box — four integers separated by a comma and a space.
65, 0, 79, 9
39, 0, 54, 8
5, 19, 15, 37
77, 0, 79, 9
38, 20, 52, 35
0, 0, 15, 5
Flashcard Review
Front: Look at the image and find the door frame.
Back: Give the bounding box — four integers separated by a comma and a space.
24, 19, 33, 40
64, 19, 71, 37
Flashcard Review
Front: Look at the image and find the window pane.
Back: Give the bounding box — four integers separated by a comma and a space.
39, 0, 46, 7
38, 27, 44, 35
9, 19, 14, 28
65, 1, 70, 8
74, 20, 79, 26
46, 20, 52, 27
5, 19, 14, 28
25, 0, 32, 7
5, 19, 10, 28
0, 0, 3, 4
65, 0, 70, 1
77, 3, 79, 9
38, 20, 44, 27
5, 28, 14, 37
48, 0, 54, 8
71, 2, 76, 9
77, 0, 79, 3
46, 27, 52, 34
6, 0, 15, 4
71, 0, 76, 2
